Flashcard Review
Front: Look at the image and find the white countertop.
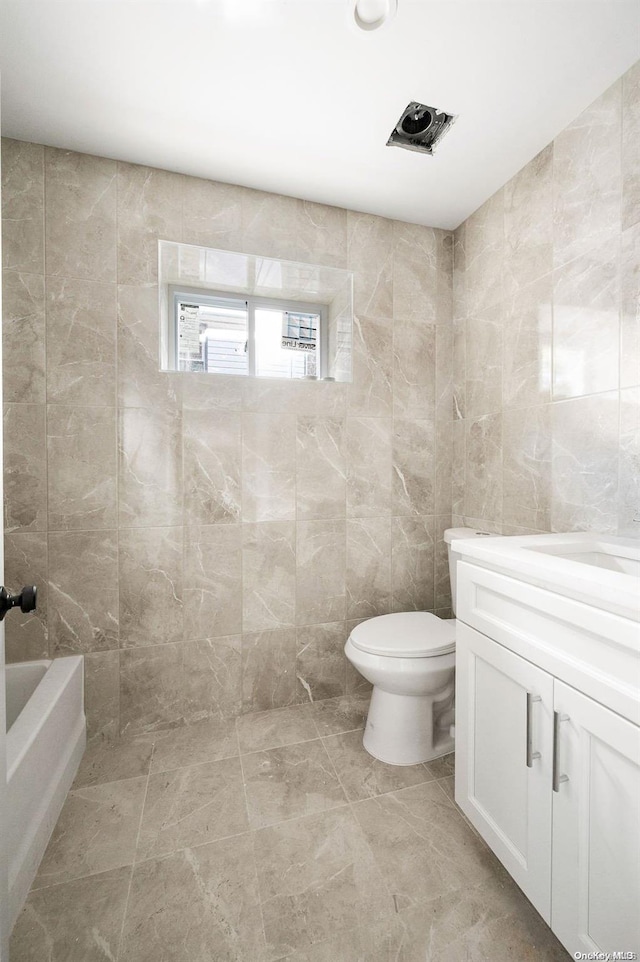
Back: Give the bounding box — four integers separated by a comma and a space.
454, 532, 640, 623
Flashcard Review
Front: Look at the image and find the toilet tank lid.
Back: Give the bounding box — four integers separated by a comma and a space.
349, 612, 456, 658
444, 527, 495, 545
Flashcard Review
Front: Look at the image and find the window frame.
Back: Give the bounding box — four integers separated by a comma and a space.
169, 285, 328, 379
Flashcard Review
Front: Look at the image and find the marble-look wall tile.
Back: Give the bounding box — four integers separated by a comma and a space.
296, 520, 346, 626
4, 402, 47, 532
551, 392, 619, 532
346, 517, 391, 620
346, 417, 392, 517
242, 521, 296, 632
296, 622, 348, 701
183, 636, 242, 721
347, 315, 393, 417
623, 61, 640, 231
297, 200, 348, 268
242, 188, 301, 260
241, 627, 298, 712
503, 405, 551, 531
434, 418, 453, 517
118, 284, 182, 410
183, 409, 241, 524
393, 221, 438, 321
618, 387, 640, 536
46, 276, 116, 405
184, 524, 242, 640
48, 405, 117, 530
452, 319, 466, 420
118, 407, 182, 526
463, 190, 505, 313
48, 530, 118, 655
84, 650, 120, 742
621, 222, 640, 389
435, 320, 453, 424
347, 211, 393, 318
116, 162, 182, 284
434, 517, 453, 610
451, 418, 465, 518
296, 416, 346, 520
119, 527, 183, 648
120, 644, 185, 734
502, 275, 552, 408
391, 516, 435, 612
45, 148, 116, 282
392, 419, 435, 516
4, 531, 48, 661
393, 317, 436, 418
182, 176, 243, 250
1, 138, 44, 273
504, 144, 553, 288
553, 80, 622, 267
465, 308, 503, 417
2, 270, 46, 403
182, 371, 243, 412
242, 412, 296, 521
464, 414, 503, 523
552, 241, 620, 399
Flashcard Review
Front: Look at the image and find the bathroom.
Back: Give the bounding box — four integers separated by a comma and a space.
0, 1, 638, 959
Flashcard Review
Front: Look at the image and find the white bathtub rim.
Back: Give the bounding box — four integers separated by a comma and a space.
6, 657, 83, 781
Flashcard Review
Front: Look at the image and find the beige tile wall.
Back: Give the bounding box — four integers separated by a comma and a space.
452, 62, 639, 537
1, 139, 453, 738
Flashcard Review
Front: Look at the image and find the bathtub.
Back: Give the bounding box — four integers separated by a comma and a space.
5, 657, 86, 929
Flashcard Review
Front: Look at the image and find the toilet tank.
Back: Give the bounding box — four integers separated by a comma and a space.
444, 527, 495, 615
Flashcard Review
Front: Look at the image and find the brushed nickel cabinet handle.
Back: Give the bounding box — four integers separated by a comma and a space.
526, 692, 542, 768
552, 710, 570, 792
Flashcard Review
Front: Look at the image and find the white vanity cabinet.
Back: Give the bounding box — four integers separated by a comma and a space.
455, 558, 640, 959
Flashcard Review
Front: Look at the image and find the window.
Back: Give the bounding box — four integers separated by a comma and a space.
171, 287, 326, 380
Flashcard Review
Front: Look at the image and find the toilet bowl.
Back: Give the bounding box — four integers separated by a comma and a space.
344, 526, 494, 766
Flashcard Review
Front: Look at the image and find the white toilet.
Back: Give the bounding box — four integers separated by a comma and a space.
344, 527, 492, 766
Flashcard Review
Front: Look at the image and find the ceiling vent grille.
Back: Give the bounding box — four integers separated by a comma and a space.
387, 102, 456, 155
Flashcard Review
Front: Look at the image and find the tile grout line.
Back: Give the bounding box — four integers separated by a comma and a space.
235, 721, 273, 958
114, 736, 155, 962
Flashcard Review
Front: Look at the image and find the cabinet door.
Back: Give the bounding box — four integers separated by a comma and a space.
455, 622, 554, 921
551, 680, 640, 956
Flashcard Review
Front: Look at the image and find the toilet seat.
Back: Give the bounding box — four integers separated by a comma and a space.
349, 611, 456, 658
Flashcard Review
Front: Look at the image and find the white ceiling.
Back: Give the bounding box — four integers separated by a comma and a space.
0, 0, 638, 229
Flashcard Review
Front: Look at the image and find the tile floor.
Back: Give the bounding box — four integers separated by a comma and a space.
10, 693, 570, 961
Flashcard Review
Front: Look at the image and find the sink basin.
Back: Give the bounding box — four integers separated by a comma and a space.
524, 541, 640, 577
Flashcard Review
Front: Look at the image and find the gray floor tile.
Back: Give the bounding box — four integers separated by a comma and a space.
352, 781, 501, 912
424, 750, 455, 780
309, 693, 370, 736
323, 729, 434, 801
237, 703, 319, 754
242, 739, 347, 829
120, 835, 267, 961
73, 734, 154, 788
253, 806, 393, 958
10, 867, 130, 962
138, 756, 248, 860
149, 716, 238, 773
34, 777, 147, 888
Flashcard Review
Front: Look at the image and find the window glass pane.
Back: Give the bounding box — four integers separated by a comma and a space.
177, 296, 248, 375
255, 308, 319, 379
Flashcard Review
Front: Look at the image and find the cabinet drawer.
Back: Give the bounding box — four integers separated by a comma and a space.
457, 561, 640, 725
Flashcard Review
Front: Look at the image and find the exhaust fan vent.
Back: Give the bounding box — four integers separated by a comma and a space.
387, 102, 456, 155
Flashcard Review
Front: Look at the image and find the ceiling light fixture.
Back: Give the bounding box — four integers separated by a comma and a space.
352, 0, 398, 32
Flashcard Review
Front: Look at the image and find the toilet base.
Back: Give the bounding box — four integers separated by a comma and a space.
362, 686, 455, 766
